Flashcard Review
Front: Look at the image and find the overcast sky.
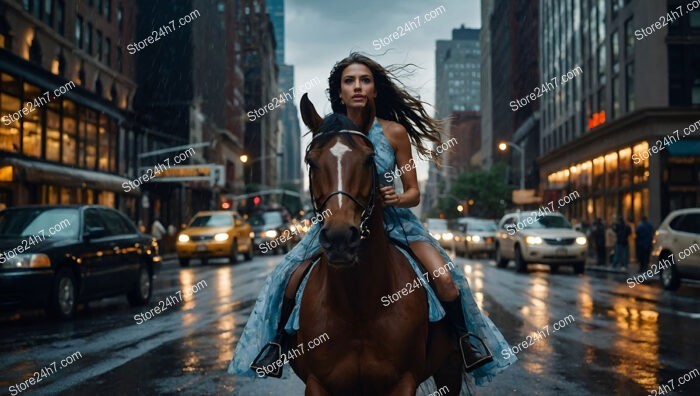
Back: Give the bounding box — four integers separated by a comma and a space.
284, 0, 481, 183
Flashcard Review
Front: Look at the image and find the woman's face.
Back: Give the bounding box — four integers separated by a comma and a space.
339, 63, 376, 110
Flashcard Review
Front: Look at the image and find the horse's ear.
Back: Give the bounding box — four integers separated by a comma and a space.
300, 93, 323, 134
357, 96, 376, 134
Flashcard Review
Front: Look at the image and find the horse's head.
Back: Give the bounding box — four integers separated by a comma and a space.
301, 93, 377, 266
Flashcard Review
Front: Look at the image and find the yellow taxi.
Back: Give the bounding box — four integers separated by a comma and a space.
176, 211, 254, 267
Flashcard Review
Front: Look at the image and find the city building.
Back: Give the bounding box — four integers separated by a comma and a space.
480, 0, 494, 169
240, 0, 280, 189
0, 0, 144, 214
486, 0, 540, 191
539, 0, 700, 225
425, 25, 481, 214
132, 0, 247, 228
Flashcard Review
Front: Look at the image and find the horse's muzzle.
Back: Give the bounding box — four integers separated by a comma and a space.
319, 225, 361, 265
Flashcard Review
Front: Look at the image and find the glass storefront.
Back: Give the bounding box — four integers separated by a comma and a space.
547, 141, 650, 223
0, 72, 118, 172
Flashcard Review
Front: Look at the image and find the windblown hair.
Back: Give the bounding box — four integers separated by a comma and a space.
327, 53, 446, 165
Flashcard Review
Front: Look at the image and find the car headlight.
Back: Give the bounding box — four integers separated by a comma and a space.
442, 232, 454, 241
432, 232, 441, 240
249, 231, 255, 238
178, 234, 190, 243
264, 230, 278, 238
576, 236, 587, 246
472, 235, 481, 243
214, 233, 229, 242
525, 236, 543, 245
1, 253, 51, 269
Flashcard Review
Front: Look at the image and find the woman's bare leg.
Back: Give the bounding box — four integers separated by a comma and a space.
409, 241, 458, 301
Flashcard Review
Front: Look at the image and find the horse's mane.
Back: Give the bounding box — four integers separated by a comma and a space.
305, 113, 367, 153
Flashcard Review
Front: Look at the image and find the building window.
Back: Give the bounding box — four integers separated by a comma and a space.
22, 0, 32, 12
22, 83, 43, 158
56, 0, 65, 35
117, 4, 123, 32
104, 0, 111, 20
51, 54, 65, 76
86, 23, 92, 54
29, 36, 42, 65
75, 15, 83, 49
0, 74, 22, 153
62, 100, 77, 165
116, 46, 123, 72
692, 10, 700, 28
694, 78, 700, 105
43, 0, 53, 26
625, 18, 634, 59
612, 76, 620, 118
96, 30, 102, 61
95, 79, 103, 97
612, 30, 620, 74
105, 38, 111, 66
0, 17, 11, 50
626, 63, 635, 112
110, 84, 117, 104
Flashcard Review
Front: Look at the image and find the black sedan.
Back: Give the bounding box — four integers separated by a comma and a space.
0, 205, 160, 319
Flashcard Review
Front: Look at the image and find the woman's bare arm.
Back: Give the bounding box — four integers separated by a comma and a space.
381, 121, 421, 208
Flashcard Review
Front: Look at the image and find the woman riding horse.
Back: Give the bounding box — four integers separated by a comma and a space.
229, 53, 516, 387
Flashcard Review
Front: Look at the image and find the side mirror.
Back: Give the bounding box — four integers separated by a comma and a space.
84, 226, 109, 241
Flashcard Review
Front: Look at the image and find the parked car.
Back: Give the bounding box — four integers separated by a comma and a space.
651, 208, 700, 290
176, 211, 254, 267
456, 219, 498, 258
250, 210, 296, 254
427, 218, 455, 251
495, 212, 588, 274
0, 205, 160, 319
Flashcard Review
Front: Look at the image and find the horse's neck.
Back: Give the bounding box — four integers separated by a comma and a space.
323, 201, 394, 315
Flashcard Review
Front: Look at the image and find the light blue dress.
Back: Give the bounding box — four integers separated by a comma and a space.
228, 118, 516, 388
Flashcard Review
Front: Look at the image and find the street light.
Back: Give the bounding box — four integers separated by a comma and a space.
457, 204, 464, 213
240, 154, 249, 163
498, 141, 525, 190
239, 153, 283, 185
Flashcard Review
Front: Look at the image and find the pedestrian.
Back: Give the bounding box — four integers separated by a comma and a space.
150, 217, 166, 242
635, 216, 654, 272
229, 53, 512, 384
612, 216, 631, 270
592, 218, 607, 266
606, 224, 616, 266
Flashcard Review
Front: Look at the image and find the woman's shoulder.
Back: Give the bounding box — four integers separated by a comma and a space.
376, 118, 409, 150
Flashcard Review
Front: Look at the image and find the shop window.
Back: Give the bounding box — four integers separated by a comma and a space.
605, 152, 619, 190
619, 148, 631, 187
29, 36, 42, 65
98, 114, 109, 171
0, 16, 12, 50
98, 191, 115, 207
632, 142, 649, 184
62, 100, 77, 165
0, 92, 21, 152
51, 54, 65, 76
593, 156, 604, 191
95, 79, 104, 97
46, 109, 60, 162
22, 83, 43, 158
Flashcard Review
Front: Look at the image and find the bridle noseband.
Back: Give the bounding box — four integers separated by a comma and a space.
306, 129, 378, 239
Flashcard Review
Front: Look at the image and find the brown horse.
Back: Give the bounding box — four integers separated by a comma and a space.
287, 94, 463, 395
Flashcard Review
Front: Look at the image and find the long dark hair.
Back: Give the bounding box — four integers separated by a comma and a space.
327, 53, 445, 164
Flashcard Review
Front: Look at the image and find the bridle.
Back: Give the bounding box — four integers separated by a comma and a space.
305, 129, 378, 239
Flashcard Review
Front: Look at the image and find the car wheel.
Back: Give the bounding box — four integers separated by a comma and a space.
495, 244, 509, 268
660, 252, 681, 291
549, 264, 559, 274
48, 268, 77, 320
127, 264, 152, 306
179, 258, 190, 267
573, 261, 585, 275
515, 245, 527, 273
229, 239, 239, 264
244, 241, 254, 261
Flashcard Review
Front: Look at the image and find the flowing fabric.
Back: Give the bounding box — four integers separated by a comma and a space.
228, 118, 516, 388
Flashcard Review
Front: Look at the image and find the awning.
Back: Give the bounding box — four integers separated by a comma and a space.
1, 158, 140, 195
668, 139, 700, 156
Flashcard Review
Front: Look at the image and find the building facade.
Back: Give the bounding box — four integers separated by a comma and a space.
539, 0, 700, 226
0, 0, 144, 216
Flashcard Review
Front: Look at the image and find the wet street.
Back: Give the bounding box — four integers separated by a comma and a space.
1, 252, 699, 396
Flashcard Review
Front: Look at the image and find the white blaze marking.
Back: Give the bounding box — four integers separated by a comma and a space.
329, 140, 352, 207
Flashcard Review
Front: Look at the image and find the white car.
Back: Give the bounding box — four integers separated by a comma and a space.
651, 208, 700, 291
426, 218, 455, 251
495, 212, 588, 274
456, 219, 497, 258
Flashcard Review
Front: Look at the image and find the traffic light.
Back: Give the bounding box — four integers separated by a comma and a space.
253, 196, 261, 206
221, 200, 231, 210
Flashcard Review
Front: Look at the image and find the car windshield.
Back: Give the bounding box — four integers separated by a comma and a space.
0, 208, 80, 239
249, 212, 283, 227
521, 215, 573, 229
468, 222, 497, 232
190, 214, 232, 227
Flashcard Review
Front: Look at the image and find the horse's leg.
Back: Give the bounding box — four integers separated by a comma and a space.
433, 360, 463, 395
409, 241, 458, 301
387, 373, 417, 396
305, 375, 330, 396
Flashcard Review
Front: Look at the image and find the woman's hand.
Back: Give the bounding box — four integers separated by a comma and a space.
380, 186, 401, 206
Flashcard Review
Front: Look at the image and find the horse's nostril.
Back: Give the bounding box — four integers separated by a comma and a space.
347, 226, 360, 248
319, 228, 331, 249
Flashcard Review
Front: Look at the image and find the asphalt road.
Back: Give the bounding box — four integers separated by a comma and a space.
1, 251, 699, 396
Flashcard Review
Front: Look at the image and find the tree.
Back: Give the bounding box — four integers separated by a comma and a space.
434, 163, 511, 219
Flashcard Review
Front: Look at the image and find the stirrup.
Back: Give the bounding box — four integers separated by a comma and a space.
459, 333, 494, 372
250, 341, 283, 378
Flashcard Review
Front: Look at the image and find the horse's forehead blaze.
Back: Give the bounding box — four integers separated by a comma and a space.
329, 140, 352, 208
